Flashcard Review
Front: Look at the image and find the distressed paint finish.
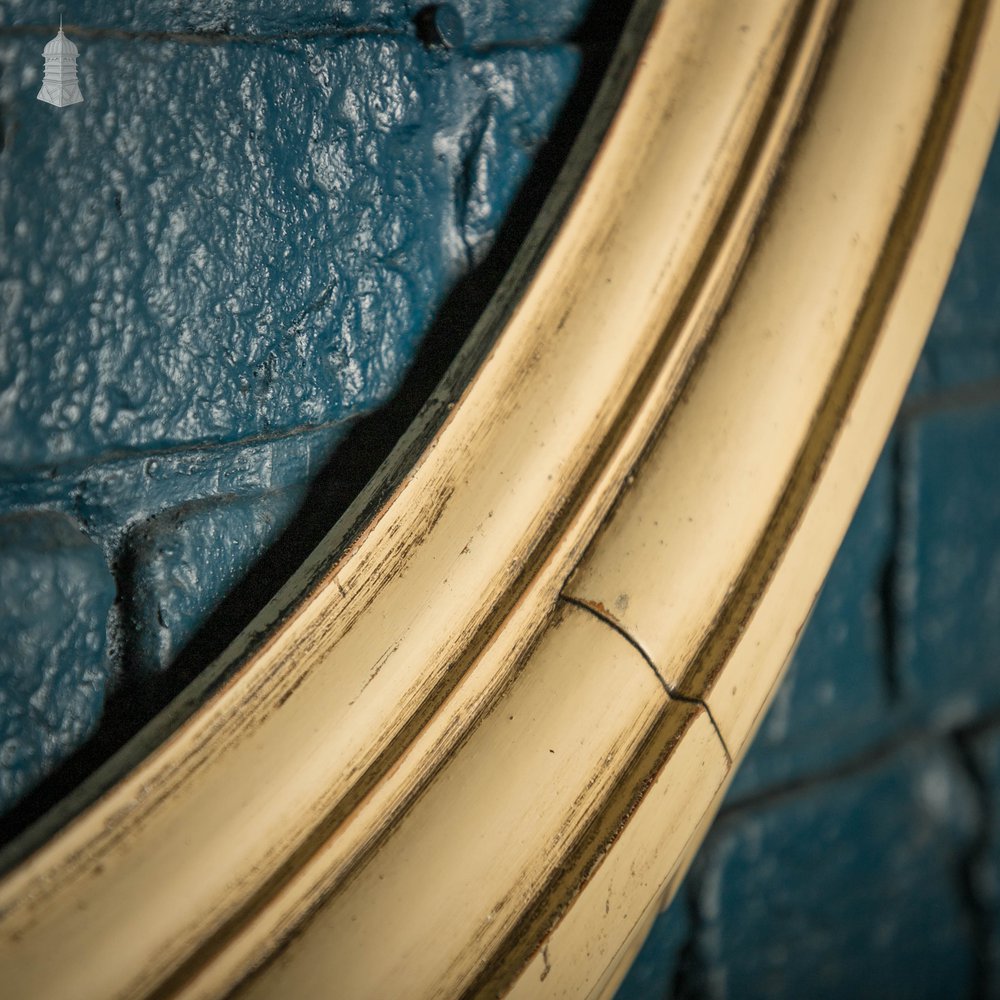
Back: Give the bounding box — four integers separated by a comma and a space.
617, 133, 1000, 1000
0, 4, 583, 813
0, 1, 997, 997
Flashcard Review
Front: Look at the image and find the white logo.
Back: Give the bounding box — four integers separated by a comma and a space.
37, 17, 83, 108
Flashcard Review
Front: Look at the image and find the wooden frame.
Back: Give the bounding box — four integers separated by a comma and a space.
1, 0, 998, 996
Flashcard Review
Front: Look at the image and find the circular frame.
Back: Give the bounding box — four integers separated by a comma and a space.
1, 1, 999, 997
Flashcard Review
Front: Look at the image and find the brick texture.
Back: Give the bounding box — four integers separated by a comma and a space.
0, 2, 584, 814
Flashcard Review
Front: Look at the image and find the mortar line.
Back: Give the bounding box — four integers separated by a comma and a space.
0, 23, 408, 46
0, 22, 567, 52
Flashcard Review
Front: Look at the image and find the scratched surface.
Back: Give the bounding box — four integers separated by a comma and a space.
0, 2, 585, 817
617, 134, 1000, 1000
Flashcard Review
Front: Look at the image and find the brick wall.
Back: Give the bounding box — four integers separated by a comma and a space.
0, 2, 586, 820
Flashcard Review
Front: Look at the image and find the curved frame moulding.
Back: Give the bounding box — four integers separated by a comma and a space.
2, 0, 999, 997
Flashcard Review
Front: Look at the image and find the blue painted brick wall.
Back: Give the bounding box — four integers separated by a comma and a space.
0, 2, 585, 815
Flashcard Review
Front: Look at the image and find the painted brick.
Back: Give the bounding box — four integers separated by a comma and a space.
896, 396, 1000, 727
122, 486, 306, 674
916, 137, 1000, 393
0, 33, 578, 469
968, 722, 1000, 997
688, 743, 979, 1000
0, 512, 115, 812
0, 3, 582, 809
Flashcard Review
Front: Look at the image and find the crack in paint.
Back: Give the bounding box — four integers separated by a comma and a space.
561, 594, 732, 764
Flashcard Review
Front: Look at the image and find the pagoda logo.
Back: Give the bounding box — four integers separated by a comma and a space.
37, 18, 83, 107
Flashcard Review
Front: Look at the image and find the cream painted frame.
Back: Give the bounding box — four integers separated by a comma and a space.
1, 0, 999, 996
